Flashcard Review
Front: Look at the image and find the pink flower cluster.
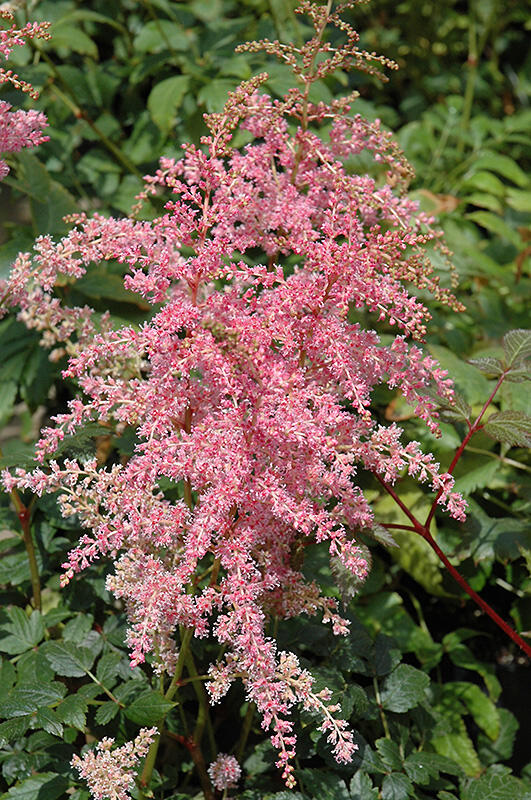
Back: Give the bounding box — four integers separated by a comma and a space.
208, 753, 242, 792
0, 10, 50, 178
71, 728, 157, 800
1, 0, 467, 786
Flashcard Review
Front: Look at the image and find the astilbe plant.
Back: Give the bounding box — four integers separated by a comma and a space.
0, 7, 49, 180
1, 0, 508, 796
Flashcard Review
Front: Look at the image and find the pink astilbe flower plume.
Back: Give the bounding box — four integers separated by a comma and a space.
0, 9, 50, 179
1, 0, 467, 787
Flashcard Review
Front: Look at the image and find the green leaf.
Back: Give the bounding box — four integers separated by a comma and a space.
0, 610, 45, 655
465, 211, 521, 247
0, 772, 69, 800
0, 381, 17, 424
198, 79, 240, 113
366, 523, 399, 548
294, 769, 350, 800
484, 410, 531, 448
443, 631, 501, 699
432, 717, 481, 777
462, 171, 505, 197
468, 357, 505, 377
381, 772, 413, 800
470, 153, 528, 187
380, 664, 430, 713
133, 20, 189, 53
124, 690, 175, 726
375, 738, 402, 771
441, 683, 499, 739
453, 458, 500, 496
56, 694, 88, 731
47, 23, 98, 57
404, 751, 461, 784
0, 683, 66, 719
34, 708, 63, 738
94, 701, 119, 725
478, 708, 519, 764
503, 329, 531, 367
148, 75, 190, 133
506, 188, 531, 213
0, 658, 16, 700
0, 715, 31, 746
40, 641, 96, 678
462, 768, 529, 800
428, 345, 490, 405
350, 772, 378, 800
96, 652, 122, 684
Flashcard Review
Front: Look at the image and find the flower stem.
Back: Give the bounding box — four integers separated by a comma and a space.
138, 627, 193, 798
2, 456, 41, 611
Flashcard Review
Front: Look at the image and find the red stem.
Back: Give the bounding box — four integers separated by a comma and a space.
422, 527, 531, 658
378, 473, 531, 658
424, 371, 507, 528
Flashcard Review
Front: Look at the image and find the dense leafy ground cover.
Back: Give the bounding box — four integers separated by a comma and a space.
0, 2, 529, 799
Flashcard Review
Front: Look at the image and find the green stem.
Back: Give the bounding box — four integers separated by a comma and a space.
185, 649, 217, 760
1, 449, 41, 610
458, 17, 477, 155
138, 627, 193, 798
373, 676, 390, 738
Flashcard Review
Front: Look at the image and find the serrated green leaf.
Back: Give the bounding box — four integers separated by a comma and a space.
442, 683, 499, 739
468, 357, 505, 377
484, 410, 531, 448
34, 708, 63, 738
0, 772, 69, 800
478, 708, 519, 764
294, 769, 350, 800
350, 772, 378, 800
0, 715, 31, 746
454, 458, 500, 496
0, 659, 16, 701
96, 652, 122, 684
56, 694, 87, 731
0, 610, 45, 655
380, 664, 430, 713
94, 701, 119, 725
148, 75, 190, 133
432, 716, 481, 777
367, 523, 399, 548
375, 738, 402, 771
40, 641, 96, 678
503, 330, 531, 367
0, 683, 66, 719
462, 768, 529, 800
124, 690, 175, 726
381, 772, 413, 800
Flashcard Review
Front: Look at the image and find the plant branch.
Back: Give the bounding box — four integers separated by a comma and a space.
1, 450, 41, 611
377, 473, 531, 659
424, 370, 507, 529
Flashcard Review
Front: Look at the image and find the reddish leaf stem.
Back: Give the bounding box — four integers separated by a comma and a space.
377, 471, 531, 658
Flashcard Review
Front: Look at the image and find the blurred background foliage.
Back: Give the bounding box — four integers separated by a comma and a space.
0, 1, 530, 797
